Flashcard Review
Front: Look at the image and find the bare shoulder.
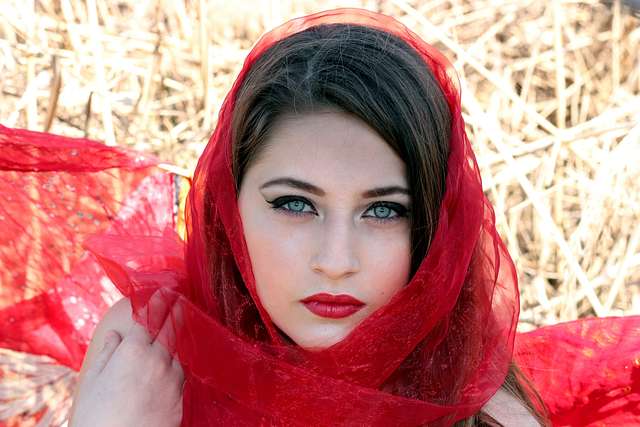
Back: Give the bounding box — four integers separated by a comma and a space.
482, 388, 541, 426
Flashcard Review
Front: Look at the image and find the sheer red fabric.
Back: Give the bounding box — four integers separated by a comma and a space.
0, 7, 638, 427
0, 124, 173, 372
515, 316, 640, 426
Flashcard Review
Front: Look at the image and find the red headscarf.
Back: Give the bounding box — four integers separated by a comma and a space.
120, 8, 518, 426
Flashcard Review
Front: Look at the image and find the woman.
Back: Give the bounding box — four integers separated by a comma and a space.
67, 9, 549, 426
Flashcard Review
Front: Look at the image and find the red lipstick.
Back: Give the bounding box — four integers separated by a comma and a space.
300, 293, 365, 319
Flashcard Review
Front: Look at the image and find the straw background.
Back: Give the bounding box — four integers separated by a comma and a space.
0, 1, 639, 425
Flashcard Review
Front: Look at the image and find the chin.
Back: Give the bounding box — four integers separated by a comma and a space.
290, 324, 354, 351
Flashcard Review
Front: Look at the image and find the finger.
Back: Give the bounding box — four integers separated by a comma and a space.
122, 288, 178, 356
122, 290, 170, 346
152, 295, 184, 364
172, 357, 185, 384
147, 287, 179, 342
88, 329, 122, 376
123, 318, 154, 346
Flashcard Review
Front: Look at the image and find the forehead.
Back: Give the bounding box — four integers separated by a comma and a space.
250, 111, 407, 188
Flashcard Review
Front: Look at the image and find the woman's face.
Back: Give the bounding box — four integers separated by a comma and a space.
237, 111, 412, 350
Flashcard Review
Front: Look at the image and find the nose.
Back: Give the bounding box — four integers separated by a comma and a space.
309, 215, 361, 280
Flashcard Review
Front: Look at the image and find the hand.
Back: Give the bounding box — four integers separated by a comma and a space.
69, 292, 184, 427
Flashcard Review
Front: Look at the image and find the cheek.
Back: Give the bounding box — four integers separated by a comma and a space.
239, 206, 307, 310
362, 231, 412, 304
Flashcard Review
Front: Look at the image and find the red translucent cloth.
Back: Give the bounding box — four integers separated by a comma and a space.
0, 124, 175, 372
0, 8, 638, 427
515, 316, 640, 426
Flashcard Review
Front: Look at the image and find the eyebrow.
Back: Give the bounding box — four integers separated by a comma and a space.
259, 177, 410, 198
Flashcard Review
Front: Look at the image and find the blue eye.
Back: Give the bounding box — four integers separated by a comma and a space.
268, 196, 316, 216
364, 202, 409, 223
267, 196, 409, 223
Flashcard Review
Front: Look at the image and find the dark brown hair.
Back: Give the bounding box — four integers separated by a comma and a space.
230, 23, 549, 426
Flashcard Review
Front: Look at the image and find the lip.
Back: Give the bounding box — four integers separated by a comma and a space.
300, 293, 365, 319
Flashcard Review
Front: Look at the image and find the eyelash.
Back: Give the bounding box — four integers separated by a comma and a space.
266, 196, 410, 224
